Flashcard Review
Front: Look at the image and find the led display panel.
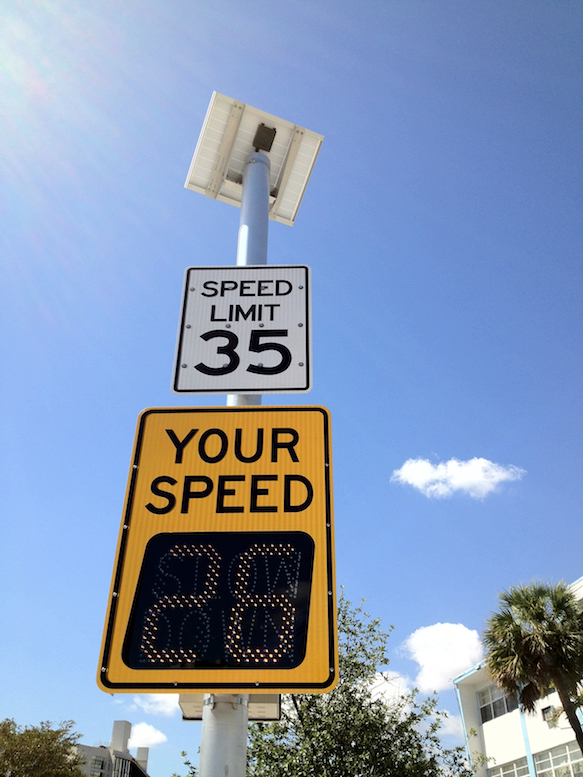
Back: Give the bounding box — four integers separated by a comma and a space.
123, 532, 315, 670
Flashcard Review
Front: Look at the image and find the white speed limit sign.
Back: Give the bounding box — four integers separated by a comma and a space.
173, 266, 312, 394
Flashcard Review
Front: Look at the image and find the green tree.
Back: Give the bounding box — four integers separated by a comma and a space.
483, 581, 583, 754
247, 592, 471, 777
171, 750, 198, 777
0, 718, 85, 777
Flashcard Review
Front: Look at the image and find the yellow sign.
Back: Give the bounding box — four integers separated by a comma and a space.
97, 406, 337, 693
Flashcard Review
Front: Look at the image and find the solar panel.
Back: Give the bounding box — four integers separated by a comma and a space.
185, 92, 324, 226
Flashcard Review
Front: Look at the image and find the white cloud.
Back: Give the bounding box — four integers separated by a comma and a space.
403, 623, 483, 692
437, 713, 464, 738
371, 671, 413, 705
128, 722, 167, 749
391, 457, 525, 499
132, 694, 180, 717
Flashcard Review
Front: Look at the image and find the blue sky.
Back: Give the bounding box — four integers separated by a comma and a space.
1, 1, 582, 774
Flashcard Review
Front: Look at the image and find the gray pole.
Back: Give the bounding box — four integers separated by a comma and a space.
198, 695, 250, 777
237, 151, 270, 267
226, 151, 270, 408
198, 150, 271, 777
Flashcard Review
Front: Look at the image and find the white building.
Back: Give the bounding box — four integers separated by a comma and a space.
76, 720, 150, 777
454, 577, 583, 777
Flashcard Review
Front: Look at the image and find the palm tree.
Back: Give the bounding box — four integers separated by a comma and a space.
483, 581, 583, 755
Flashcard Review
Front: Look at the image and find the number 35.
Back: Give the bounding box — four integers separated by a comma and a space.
195, 329, 292, 376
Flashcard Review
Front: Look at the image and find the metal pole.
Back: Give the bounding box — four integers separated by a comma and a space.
198, 150, 271, 777
227, 150, 270, 408
236, 151, 270, 267
198, 695, 250, 777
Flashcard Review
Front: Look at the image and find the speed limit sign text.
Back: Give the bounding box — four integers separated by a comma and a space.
173, 266, 312, 394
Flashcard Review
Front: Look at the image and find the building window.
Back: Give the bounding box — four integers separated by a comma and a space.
542, 706, 558, 728
477, 685, 519, 723
535, 742, 583, 777
90, 755, 106, 776
490, 756, 530, 777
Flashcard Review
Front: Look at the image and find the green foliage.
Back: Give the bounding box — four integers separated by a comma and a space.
467, 728, 494, 773
247, 592, 472, 777
171, 750, 198, 777
483, 581, 583, 708
483, 580, 583, 754
0, 718, 85, 777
